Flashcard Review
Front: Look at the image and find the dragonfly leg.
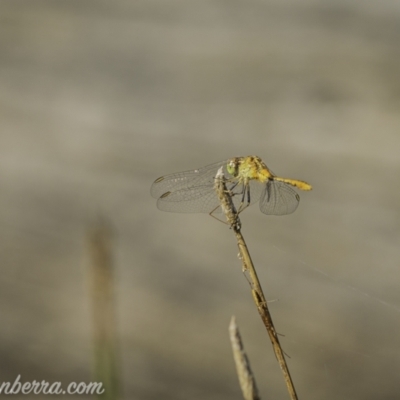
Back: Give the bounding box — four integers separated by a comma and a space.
223, 181, 250, 215
237, 184, 250, 214
227, 180, 239, 193
209, 205, 230, 225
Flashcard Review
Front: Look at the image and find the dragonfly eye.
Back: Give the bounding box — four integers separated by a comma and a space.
227, 160, 239, 177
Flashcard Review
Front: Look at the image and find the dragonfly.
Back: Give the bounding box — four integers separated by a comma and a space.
151, 155, 312, 216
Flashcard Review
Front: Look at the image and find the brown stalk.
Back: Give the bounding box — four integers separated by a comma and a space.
229, 316, 260, 400
214, 168, 298, 400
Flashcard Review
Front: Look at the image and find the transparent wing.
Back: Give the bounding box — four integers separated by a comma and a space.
151, 160, 229, 213
259, 179, 300, 215
151, 160, 227, 199
156, 185, 222, 213
151, 160, 264, 213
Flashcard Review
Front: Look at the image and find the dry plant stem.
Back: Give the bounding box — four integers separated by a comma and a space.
214, 168, 298, 400
229, 317, 260, 400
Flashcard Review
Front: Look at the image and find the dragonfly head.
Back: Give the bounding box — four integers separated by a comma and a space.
227, 158, 240, 177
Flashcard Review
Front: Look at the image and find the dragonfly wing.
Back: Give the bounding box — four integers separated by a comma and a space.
156, 186, 222, 213
150, 160, 228, 199
259, 180, 300, 215
152, 160, 235, 213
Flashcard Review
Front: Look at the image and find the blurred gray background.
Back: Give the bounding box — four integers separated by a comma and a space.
1, 1, 400, 399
